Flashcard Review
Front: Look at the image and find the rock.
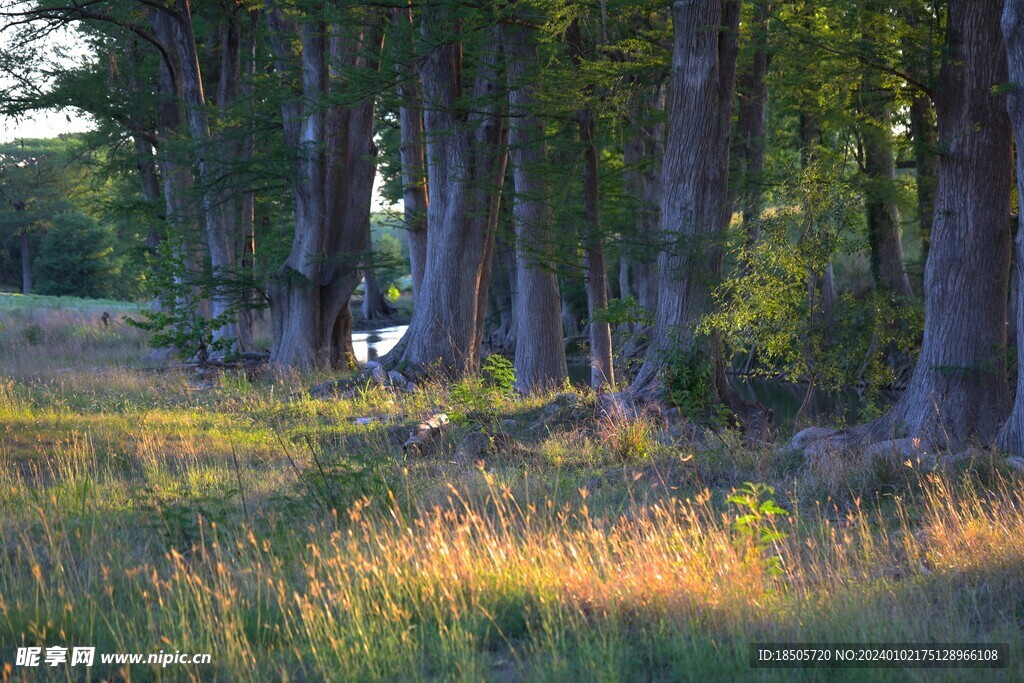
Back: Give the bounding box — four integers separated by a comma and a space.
1007, 456, 1024, 472
369, 364, 389, 386
863, 437, 928, 462
791, 426, 839, 451
454, 430, 493, 466
405, 382, 417, 393
388, 370, 406, 386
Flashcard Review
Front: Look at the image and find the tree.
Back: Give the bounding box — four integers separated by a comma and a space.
835, 0, 1013, 449
733, 0, 771, 242
630, 1, 741, 400
996, 0, 1024, 453
504, 21, 568, 392
0, 140, 70, 294
386, 8, 507, 378
34, 211, 120, 298
565, 18, 613, 390
265, 4, 384, 369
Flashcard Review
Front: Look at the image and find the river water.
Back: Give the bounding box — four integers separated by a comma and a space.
352, 324, 889, 425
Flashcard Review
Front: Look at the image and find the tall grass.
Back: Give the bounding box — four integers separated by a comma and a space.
0, 297, 1021, 681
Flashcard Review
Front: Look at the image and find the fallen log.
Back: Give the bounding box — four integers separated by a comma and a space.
403, 413, 449, 456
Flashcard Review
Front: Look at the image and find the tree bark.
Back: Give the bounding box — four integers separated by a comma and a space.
623, 87, 665, 318
873, 0, 1012, 448
19, 225, 32, 295
504, 22, 568, 392
266, 11, 383, 369
578, 108, 614, 389
631, 0, 741, 395
734, 0, 771, 241
861, 71, 913, 297
393, 5, 428, 301
997, 0, 1024, 453
388, 17, 506, 378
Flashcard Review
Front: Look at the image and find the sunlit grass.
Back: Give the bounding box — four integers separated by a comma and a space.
0, 297, 1021, 681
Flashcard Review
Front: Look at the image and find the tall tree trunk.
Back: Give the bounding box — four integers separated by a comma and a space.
631, 0, 741, 396
473, 149, 509, 365
236, 10, 259, 350
861, 72, 913, 297
149, 22, 200, 287
266, 12, 382, 369
504, 22, 568, 392
873, 0, 1012, 448
132, 134, 168, 317
909, 94, 939, 265
734, 0, 771, 241
388, 18, 506, 377
567, 20, 614, 389
903, 3, 940, 266
578, 108, 614, 388
490, 236, 518, 353
169, 0, 237, 351
361, 222, 395, 321
996, 0, 1024, 453
19, 225, 31, 295
393, 4, 428, 301
623, 87, 665, 318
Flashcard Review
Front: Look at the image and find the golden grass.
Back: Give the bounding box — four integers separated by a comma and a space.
0, 300, 1021, 681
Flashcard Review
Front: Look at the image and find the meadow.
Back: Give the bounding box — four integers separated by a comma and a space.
0, 293, 1022, 681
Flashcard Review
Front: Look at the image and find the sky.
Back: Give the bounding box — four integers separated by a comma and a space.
0, 25, 395, 210
0, 109, 96, 143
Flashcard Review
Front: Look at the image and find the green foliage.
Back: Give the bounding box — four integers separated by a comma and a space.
21, 323, 42, 346
702, 162, 920, 416
449, 354, 517, 424
481, 353, 516, 395
124, 235, 235, 362
661, 344, 731, 427
590, 296, 652, 328
727, 482, 788, 577
34, 211, 121, 298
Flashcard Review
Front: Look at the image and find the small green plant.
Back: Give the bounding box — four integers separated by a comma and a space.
661, 345, 731, 426
125, 234, 235, 363
727, 482, 788, 577
481, 354, 516, 394
22, 323, 42, 346
449, 354, 516, 424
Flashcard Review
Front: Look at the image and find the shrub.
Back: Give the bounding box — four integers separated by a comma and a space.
34, 211, 121, 299
124, 234, 235, 362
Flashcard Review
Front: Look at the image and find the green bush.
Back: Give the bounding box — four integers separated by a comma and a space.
125, 234, 235, 362
662, 345, 731, 426
34, 212, 121, 299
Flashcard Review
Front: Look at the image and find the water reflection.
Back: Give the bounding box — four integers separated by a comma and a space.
730, 377, 898, 431
352, 325, 407, 363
